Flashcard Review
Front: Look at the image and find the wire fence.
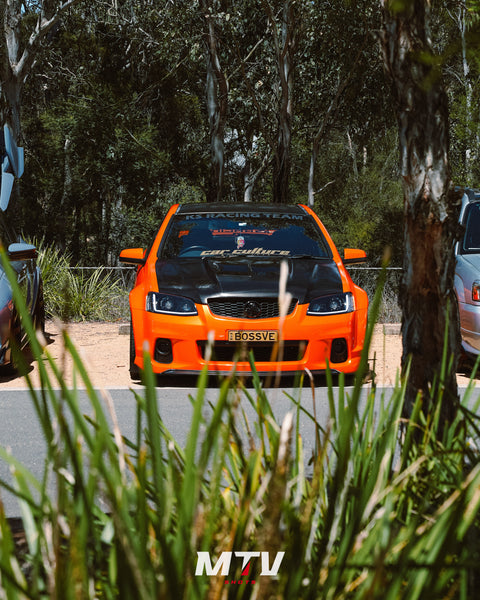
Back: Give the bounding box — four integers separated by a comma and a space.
68, 265, 403, 323
69, 266, 137, 288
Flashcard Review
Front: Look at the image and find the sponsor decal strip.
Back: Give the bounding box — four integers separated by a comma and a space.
185, 213, 303, 220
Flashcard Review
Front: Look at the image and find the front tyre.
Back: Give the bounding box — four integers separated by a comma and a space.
0, 312, 21, 376
129, 320, 141, 381
33, 282, 46, 334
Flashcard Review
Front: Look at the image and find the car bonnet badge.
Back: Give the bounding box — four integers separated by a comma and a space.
244, 300, 262, 319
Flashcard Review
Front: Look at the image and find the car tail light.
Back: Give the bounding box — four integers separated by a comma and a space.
473, 282, 480, 302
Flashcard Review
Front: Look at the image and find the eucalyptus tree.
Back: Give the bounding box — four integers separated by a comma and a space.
216, 1, 271, 202
451, 1, 475, 181
226, 0, 313, 204
195, 0, 296, 204
0, 0, 83, 140
438, 0, 480, 186
260, 0, 299, 203
300, 1, 391, 208
200, 0, 228, 202
193, 0, 295, 204
21, 0, 206, 261
380, 0, 461, 423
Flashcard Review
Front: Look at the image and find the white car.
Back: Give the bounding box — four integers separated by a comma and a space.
455, 188, 480, 357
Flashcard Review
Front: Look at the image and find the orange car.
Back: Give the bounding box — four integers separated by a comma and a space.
120, 203, 368, 381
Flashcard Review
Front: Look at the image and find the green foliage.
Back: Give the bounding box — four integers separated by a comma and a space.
0, 248, 479, 598
311, 128, 403, 265
14, 0, 406, 264
32, 237, 124, 321
109, 180, 204, 260
20, 6, 207, 264
30, 237, 73, 319
59, 267, 125, 322
3, 0, 479, 266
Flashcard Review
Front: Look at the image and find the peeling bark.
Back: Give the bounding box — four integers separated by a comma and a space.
307, 35, 367, 207
201, 0, 228, 203
243, 147, 270, 202
263, 0, 297, 204
379, 0, 462, 423
0, 0, 83, 140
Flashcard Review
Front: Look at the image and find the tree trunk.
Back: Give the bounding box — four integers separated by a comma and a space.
202, 0, 228, 203
264, 0, 296, 204
457, 3, 475, 182
0, 0, 83, 139
379, 0, 462, 423
243, 150, 270, 202
2, 1, 22, 138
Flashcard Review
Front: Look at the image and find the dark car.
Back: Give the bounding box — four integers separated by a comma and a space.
0, 208, 44, 372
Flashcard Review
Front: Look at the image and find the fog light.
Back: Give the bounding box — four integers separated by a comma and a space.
154, 338, 173, 363
330, 338, 348, 364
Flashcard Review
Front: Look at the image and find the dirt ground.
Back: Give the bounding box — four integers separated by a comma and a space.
0, 320, 473, 389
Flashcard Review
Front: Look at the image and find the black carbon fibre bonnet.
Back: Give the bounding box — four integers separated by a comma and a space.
154, 256, 343, 305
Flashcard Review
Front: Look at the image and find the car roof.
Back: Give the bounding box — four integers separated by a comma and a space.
176, 202, 307, 216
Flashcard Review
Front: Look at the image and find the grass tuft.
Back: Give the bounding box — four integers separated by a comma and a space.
31, 237, 125, 321
0, 249, 479, 598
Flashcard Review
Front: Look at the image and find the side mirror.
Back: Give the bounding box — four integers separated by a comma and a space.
8, 242, 36, 261
119, 248, 146, 266
343, 248, 367, 265
0, 124, 24, 212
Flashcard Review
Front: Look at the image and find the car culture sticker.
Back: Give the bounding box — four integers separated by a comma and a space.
201, 248, 290, 257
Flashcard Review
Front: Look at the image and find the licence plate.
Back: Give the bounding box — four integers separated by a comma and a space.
228, 330, 279, 342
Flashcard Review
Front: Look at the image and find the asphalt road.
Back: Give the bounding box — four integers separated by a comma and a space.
0, 383, 369, 516
0, 383, 478, 517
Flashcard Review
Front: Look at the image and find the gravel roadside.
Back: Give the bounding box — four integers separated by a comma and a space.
0, 320, 472, 389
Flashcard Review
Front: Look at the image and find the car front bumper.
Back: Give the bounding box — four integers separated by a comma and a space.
459, 299, 480, 355
131, 302, 367, 376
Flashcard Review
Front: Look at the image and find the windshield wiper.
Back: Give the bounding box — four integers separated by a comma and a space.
290, 254, 323, 259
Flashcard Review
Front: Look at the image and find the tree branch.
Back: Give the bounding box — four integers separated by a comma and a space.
14, 0, 84, 81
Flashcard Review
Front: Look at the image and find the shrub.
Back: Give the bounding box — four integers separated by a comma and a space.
0, 250, 480, 598
349, 266, 402, 323
33, 238, 125, 321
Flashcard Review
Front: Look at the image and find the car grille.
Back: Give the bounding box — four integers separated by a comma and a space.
207, 297, 297, 319
197, 341, 307, 362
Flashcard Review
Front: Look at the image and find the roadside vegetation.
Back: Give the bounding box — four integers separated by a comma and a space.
33, 238, 128, 322
1, 249, 480, 599
34, 238, 402, 324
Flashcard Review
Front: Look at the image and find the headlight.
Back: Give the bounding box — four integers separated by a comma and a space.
307, 292, 354, 315
146, 292, 198, 315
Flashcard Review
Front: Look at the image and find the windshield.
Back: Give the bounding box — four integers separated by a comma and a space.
462, 202, 480, 254
160, 213, 332, 259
